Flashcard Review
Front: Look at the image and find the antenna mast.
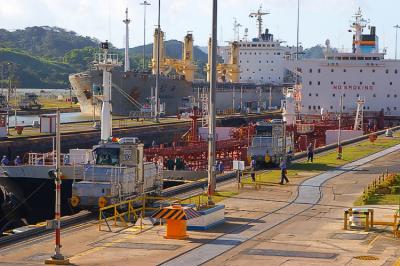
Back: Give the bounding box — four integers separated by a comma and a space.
123, 8, 131, 72
350, 7, 368, 54
249, 5, 269, 39
233, 17, 242, 42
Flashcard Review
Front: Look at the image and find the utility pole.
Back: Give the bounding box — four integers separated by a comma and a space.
269, 86, 272, 109
207, 0, 217, 205
6, 62, 12, 135
123, 8, 131, 72
296, 0, 300, 61
232, 86, 235, 111
69, 85, 72, 108
337, 94, 343, 159
140, 1, 151, 71
240, 86, 243, 112
394, 25, 400, 60
45, 109, 69, 265
154, 0, 161, 123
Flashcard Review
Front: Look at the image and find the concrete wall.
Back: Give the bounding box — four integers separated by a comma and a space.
0, 112, 279, 160
0, 122, 191, 159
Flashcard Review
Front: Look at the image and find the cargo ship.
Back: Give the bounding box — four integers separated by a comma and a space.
69, 7, 297, 117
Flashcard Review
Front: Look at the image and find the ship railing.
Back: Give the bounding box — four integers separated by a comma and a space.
27, 152, 69, 166
94, 53, 120, 66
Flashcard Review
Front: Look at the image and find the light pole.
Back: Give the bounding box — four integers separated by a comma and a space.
296, 0, 300, 61
45, 109, 69, 265
140, 1, 151, 71
6, 62, 12, 135
394, 25, 400, 60
154, 0, 161, 123
337, 94, 343, 159
207, 0, 217, 205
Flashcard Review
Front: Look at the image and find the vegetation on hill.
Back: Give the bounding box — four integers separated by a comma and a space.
0, 26, 98, 59
0, 26, 333, 88
0, 48, 75, 88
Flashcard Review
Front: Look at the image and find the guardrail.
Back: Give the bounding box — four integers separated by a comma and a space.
98, 194, 205, 232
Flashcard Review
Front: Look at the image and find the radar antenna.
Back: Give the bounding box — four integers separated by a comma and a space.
349, 7, 369, 54
233, 17, 242, 42
249, 5, 269, 39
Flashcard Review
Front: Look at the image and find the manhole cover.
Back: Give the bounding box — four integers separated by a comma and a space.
354, 255, 379, 260
331, 233, 369, 240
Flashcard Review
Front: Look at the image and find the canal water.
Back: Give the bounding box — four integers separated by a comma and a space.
8, 112, 96, 127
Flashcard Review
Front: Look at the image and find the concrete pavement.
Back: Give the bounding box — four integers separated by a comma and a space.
1, 145, 400, 265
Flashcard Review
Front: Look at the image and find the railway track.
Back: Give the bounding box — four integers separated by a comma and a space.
0, 126, 398, 250
160, 143, 400, 266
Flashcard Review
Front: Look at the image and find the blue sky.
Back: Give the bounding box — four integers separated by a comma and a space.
1, 0, 399, 58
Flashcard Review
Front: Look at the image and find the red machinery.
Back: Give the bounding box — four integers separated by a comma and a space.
288, 113, 356, 152
144, 110, 255, 171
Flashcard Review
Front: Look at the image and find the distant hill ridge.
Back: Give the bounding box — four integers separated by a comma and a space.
0, 26, 328, 88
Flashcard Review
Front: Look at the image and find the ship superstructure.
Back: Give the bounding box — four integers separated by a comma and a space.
287, 8, 400, 119
218, 6, 299, 85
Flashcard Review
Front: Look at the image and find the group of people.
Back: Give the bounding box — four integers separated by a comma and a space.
1, 155, 22, 166
164, 156, 186, 171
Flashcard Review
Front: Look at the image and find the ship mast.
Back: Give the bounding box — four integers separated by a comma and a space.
123, 8, 131, 72
249, 5, 269, 39
350, 7, 368, 54
233, 17, 242, 42
94, 42, 121, 141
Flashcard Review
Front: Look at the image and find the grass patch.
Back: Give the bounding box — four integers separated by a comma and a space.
354, 174, 400, 206
355, 194, 400, 206
39, 98, 78, 109
246, 135, 400, 184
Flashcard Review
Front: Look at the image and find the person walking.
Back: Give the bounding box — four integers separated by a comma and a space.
219, 161, 224, 174
280, 157, 289, 185
250, 157, 256, 182
307, 143, 314, 162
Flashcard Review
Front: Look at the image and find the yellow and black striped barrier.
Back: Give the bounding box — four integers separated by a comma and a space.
152, 205, 200, 221
152, 205, 201, 239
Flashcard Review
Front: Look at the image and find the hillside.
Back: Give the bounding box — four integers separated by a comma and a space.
126, 40, 208, 62
0, 48, 75, 88
0, 26, 334, 88
0, 26, 99, 59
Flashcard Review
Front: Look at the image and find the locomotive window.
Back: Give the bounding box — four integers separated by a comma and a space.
95, 148, 120, 165
255, 125, 273, 136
